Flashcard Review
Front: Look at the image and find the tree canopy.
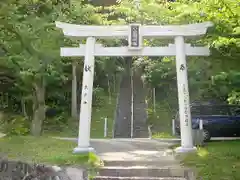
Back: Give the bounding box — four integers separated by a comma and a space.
0, 0, 239, 136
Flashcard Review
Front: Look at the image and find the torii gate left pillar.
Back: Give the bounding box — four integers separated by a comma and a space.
56, 22, 213, 154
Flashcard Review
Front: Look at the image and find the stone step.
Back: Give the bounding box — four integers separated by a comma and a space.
97, 167, 187, 177
93, 176, 186, 180
103, 160, 180, 167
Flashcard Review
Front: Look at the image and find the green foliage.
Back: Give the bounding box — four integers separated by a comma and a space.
209, 71, 240, 104
0, 0, 115, 135
2, 115, 29, 136
146, 108, 155, 125
44, 113, 69, 132
139, 0, 240, 107
92, 87, 106, 107
0, 136, 102, 169
228, 91, 240, 105
1, 0, 240, 136
183, 141, 240, 179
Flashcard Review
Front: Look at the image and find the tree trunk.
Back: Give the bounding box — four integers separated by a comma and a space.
31, 78, 45, 136
107, 74, 112, 104
71, 60, 78, 119
153, 88, 156, 114
113, 73, 116, 93
21, 97, 27, 117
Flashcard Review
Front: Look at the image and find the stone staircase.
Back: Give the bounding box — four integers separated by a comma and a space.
114, 65, 132, 138
93, 160, 194, 180
91, 139, 196, 180
132, 71, 148, 138
114, 59, 148, 138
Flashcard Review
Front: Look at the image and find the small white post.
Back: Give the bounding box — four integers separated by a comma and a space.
73, 37, 96, 153
174, 36, 196, 153
199, 119, 203, 130
148, 125, 152, 139
104, 117, 108, 138
172, 119, 176, 136
199, 119, 204, 144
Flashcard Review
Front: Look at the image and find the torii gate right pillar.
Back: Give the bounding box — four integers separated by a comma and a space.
175, 36, 195, 152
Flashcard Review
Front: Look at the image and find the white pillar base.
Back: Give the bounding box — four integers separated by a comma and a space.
73, 146, 95, 154
174, 146, 197, 153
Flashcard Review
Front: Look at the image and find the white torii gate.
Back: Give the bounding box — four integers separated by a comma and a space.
56, 21, 213, 153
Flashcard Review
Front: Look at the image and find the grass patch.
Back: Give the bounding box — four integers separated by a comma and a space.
91, 100, 116, 138
42, 94, 175, 138
152, 132, 176, 139
148, 102, 174, 134
0, 136, 102, 168
182, 140, 240, 180
45, 94, 117, 138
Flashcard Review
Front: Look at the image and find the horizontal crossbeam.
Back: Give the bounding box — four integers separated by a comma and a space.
60, 44, 210, 57
56, 21, 213, 39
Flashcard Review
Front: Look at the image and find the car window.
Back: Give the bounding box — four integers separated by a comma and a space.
191, 105, 230, 116
190, 105, 202, 116
212, 105, 230, 115
175, 104, 232, 118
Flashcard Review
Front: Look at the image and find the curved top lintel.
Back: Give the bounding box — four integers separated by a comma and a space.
185, 21, 213, 28
55, 21, 214, 38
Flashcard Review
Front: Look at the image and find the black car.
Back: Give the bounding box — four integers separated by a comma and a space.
175, 103, 240, 141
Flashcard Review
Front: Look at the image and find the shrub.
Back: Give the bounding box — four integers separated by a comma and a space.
93, 87, 106, 107
44, 113, 68, 131
2, 115, 29, 135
